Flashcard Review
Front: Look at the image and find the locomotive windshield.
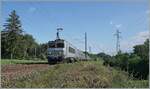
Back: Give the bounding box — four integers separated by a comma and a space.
48, 41, 64, 48
57, 43, 64, 48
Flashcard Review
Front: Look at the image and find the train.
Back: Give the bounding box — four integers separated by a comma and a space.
47, 38, 90, 64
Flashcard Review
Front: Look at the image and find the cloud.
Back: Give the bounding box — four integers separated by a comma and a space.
115, 24, 122, 28
110, 21, 122, 29
146, 10, 150, 14
121, 31, 149, 52
28, 7, 37, 13
110, 21, 113, 25
132, 31, 149, 41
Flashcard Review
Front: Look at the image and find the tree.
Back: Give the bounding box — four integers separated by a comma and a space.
97, 52, 112, 60
1, 31, 10, 58
111, 39, 149, 79
115, 53, 130, 71
132, 39, 149, 79
37, 43, 48, 60
133, 39, 149, 60
22, 34, 38, 58
2, 10, 23, 59
97, 52, 113, 66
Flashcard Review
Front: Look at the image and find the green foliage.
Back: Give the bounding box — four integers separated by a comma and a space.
1, 10, 48, 60
132, 40, 149, 79
102, 39, 149, 79
97, 52, 112, 61
36, 43, 48, 60
115, 53, 130, 71
2, 10, 23, 59
133, 39, 149, 60
97, 52, 113, 66
88, 53, 103, 61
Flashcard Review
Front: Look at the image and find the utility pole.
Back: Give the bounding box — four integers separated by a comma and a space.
85, 32, 87, 59
114, 29, 121, 54
35, 48, 36, 58
89, 46, 91, 53
24, 48, 27, 59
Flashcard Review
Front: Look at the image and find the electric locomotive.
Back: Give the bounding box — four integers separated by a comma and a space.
47, 28, 90, 64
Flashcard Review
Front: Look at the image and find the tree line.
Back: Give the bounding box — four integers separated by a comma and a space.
1, 10, 48, 60
97, 39, 149, 79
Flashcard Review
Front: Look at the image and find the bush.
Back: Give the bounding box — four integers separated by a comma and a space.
128, 54, 149, 79
103, 52, 149, 80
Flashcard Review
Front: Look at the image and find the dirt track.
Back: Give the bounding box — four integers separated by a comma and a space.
1, 64, 50, 80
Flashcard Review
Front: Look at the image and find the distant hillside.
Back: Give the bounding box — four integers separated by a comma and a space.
2, 61, 148, 88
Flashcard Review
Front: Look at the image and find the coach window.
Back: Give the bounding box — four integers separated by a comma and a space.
69, 47, 75, 53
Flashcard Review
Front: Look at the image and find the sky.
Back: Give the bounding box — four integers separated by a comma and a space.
2, 0, 150, 55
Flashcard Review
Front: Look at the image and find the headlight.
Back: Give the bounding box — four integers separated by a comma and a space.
49, 52, 51, 54
59, 52, 62, 55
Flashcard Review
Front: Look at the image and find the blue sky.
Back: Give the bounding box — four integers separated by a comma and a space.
2, 1, 149, 55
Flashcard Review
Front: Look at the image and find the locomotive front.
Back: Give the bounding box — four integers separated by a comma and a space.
47, 39, 65, 64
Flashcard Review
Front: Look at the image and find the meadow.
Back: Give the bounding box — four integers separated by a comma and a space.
1, 60, 149, 88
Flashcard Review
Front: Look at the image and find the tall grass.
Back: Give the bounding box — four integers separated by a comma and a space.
1, 61, 149, 88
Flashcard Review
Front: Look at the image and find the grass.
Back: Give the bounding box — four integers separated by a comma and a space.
125, 80, 149, 88
0, 59, 48, 65
1, 60, 149, 88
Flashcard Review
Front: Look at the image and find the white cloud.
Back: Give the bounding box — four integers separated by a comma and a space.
110, 21, 122, 29
146, 10, 150, 14
121, 31, 149, 52
110, 21, 113, 25
115, 24, 122, 28
132, 31, 149, 41
28, 7, 37, 13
